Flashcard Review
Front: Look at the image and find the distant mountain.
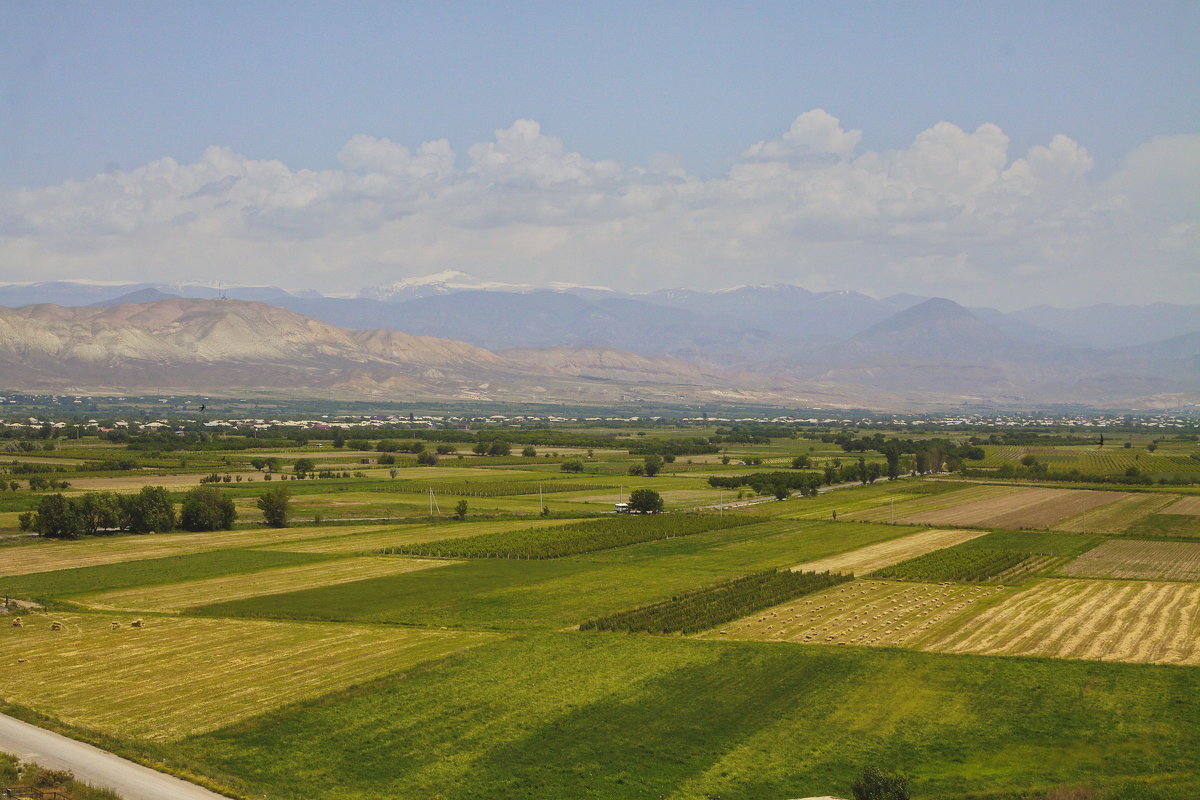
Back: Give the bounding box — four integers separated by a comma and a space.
356, 270, 620, 303
91, 287, 181, 307
1010, 303, 1200, 348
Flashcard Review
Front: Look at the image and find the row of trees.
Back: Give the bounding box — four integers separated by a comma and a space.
19, 486, 291, 539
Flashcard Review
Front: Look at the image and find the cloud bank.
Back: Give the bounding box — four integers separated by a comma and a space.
1, 110, 1195, 308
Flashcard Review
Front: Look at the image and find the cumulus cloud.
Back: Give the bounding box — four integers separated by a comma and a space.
0, 111, 1195, 307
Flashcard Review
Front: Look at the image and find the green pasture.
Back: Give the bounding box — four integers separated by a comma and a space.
174, 633, 1200, 800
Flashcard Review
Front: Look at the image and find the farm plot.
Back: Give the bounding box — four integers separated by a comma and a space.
0, 523, 395, 577
790, 528, 985, 575
258, 518, 578, 554
925, 579, 1200, 666
1052, 493, 1178, 533
79, 556, 450, 612
1060, 539, 1200, 581
843, 484, 1023, 523
892, 488, 1126, 529
708, 580, 1009, 649
0, 612, 499, 741
1164, 496, 1200, 515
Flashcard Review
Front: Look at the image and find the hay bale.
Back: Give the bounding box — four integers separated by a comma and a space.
50, 621, 63, 631
11, 617, 22, 628
131, 619, 144, 628
110, 621, 121, 630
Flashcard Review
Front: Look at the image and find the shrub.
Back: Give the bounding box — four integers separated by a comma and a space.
180, 486, 237, 531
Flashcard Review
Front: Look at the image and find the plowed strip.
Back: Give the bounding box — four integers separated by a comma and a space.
1053, 493, 1176, 533
1060, 539, 1200, 581
844, 485, 1020, 522
896, 488, 1123, 528
1164, 496, 1200, 516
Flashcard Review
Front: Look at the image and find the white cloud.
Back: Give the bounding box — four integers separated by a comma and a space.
0, 112, 1195, 308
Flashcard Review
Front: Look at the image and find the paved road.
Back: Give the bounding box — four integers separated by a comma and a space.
0, 713, 228, 800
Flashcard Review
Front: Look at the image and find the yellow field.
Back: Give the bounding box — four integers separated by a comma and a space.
705, 580, 1008, 649
790, 528, 986, 575
0, 523, 396, 577
78, 556, 450, 612
1059, 539, 1200, 581
1164, 495, 1200, 515
843, 485, 1022, 522
1052, 493, 1178, 533
925, 579, 1200, 666
65, 472, 261, 491
0, 612, 499, 740
258, 518, 577, 554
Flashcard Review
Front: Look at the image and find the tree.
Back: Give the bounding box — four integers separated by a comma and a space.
851, 766, 910, 800
628, 488, 664, 514
292, 458, 316, 478
522, 445, 537, 457
332, 429, 346, 448
791, 454, 811, 469
121, 486, 176, 534
436, 444, 457, 455
180, 486, 237, 531
488, 440, 511, 457
257, 486, 291, 527
33, 494, 84, 539
417, 451, 438, 466
772, 483, 790, 500
472, 442, 490, 455
560, 459, 584, 473
454, 499, 468, 519
347, 438, 371, 451
643, 455, 663, 477
627, 463, 645, 476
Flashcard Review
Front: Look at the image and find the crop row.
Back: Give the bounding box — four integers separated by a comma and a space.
384, 514, 762, 559
580, 569, 852, 634
384, 480, 613, 497
873, 547, 1031, 583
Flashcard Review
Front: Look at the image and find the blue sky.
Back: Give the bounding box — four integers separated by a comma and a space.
1, 1, 1197, 307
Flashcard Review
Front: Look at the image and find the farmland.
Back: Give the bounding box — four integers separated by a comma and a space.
1060, 539, 1200, 581
1, 418, 1199, 798
926, 578, 1200, 665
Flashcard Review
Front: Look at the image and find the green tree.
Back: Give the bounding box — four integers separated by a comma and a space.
454, 499, 468, 519
791, 454, 811, 469
180, 486, 237, 531
257, 486, 291, 528
417, 451, 438, 466
120, 486, 176, 534
522, 445, 537, 457
32, 494, 84, 539
851, 766, 910, 800
292, 458, 316, 478
487, 440, 511, 457
628, 488, 664, 514
643, 455, 663, 477
332, 429, 346, 448
77, 491, 122, 535
560, 459, 584, 473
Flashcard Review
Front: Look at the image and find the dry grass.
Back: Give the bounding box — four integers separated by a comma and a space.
0, 611, 499, 741
705, 580, 1007, 649
893, 488, 1125, 529
843, 484, 1022, 522
925, 578, 1200, 666
1164, 495, 1200, 516
66, 472, 261, 491
1052, 493, 1178, 533
0, 524, 396, 577
78, 556, 450, 612
789, 528, 986, 575
1059, 539, 1200, 581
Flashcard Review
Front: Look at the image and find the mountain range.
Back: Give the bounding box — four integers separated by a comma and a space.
0, 275, 1196, 410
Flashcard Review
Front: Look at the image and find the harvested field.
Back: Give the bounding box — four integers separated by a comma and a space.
1060, 539, 1200, 581
893, 488, 1126, 529
790, 528, 985, 575
0, 523, 397, 577
78, 556, 450, 612
0, 612, 498, 740
925, 579, 1200, 666
1052, 493, 1177, 533
259, 518, 577, 554
65, 472, 261, 491
1165, 496, 1200, 516
843, 484, 1022, 522
707, 580, 1008, 649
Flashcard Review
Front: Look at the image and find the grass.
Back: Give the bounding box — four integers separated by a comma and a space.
77, 556, 451, 612
1124, 515, 1200, 540
170, 633, 1200, 799
0, 611, 499, 741
189, 520, 908, 630
0, 548, 333, 602
957, 529, 1102, 556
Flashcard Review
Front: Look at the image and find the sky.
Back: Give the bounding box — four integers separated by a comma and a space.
1, 1, 1197, 309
